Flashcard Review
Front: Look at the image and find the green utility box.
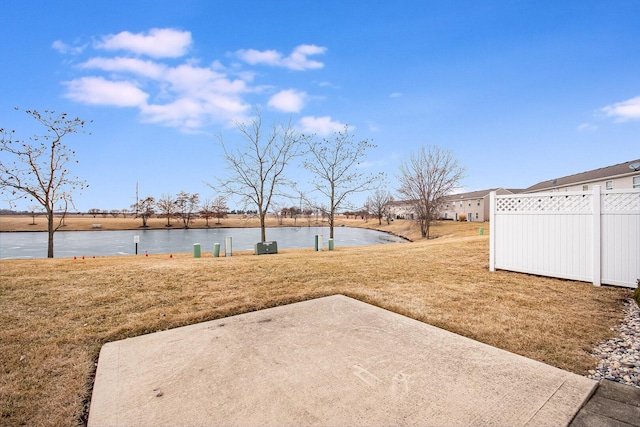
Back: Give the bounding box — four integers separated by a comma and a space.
255, 241, 278, 255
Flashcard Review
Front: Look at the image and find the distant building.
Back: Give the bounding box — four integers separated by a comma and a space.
439, 188, 520, 222
387, 159, 640, 222
387, 200, 417, 220
523, 159, 640, 193
387, 188, 520, 222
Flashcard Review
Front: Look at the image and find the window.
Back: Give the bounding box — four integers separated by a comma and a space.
606, 180, 613, 190
634, 176, 640, 189
583, 185, 589, 191
475, 212, 479, 219
477, 200, 481, 206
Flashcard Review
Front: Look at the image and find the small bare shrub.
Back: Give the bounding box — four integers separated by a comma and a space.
458, 214, 467, 222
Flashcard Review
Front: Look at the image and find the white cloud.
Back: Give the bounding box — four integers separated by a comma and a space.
389, 92, 402, 98
236, 44, 326, 71
138, 94, 249, 132
601, 96, 640, 121
52, 40, 86, 55
236, 49, 281, 66
268, 89, 307, 112
284, 45, 326, 70
141, 98, 204, 128
317, 81, 339, 89
63, 77, 148, 106
95, 28, 192, 58
59, 29, 329, 132
577, 122, 598, 132
70, 55, 251, 131
164, 64, 247, 95
80, 57, 166, 79
298, 116, 346, 136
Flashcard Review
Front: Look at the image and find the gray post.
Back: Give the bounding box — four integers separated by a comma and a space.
225, 236, 232, 257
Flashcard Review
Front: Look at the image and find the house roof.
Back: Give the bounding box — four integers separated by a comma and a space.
388, 188, 522, 207
386, 200, 415, 207
524, 159, 640, 193
443, 188, 520, 201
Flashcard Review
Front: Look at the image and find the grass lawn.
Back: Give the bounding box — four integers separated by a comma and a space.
0, 219, 631, 426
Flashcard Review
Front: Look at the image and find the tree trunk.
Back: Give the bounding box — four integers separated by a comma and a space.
329, 210, 335, 239
47, 212, 54, 258
260, 212, 266, 242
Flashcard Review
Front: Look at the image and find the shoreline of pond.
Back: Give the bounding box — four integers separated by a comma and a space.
0, 224, 413, 242
0, 226, 410, 260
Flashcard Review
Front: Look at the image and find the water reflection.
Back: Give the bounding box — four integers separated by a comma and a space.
0, 226, 405, 259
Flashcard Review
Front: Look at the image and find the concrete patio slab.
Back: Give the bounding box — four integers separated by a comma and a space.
88, 295, 596, 426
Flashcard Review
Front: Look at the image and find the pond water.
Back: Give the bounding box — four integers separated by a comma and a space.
0, 226, 405, 259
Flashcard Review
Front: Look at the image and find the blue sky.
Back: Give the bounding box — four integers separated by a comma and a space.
1, 0, 639, 213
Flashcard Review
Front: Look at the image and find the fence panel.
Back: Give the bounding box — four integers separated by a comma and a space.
601, 190, 640, 287
490, 187, 639, 288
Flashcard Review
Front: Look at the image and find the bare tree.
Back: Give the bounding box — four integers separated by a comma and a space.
27, 204, 42, 225
0, 108, 90, 257
288, 205, 300, 225
271, 201, 286, 225
175, 190, 199, 228
109, 209, 121, 218
132, 196, 155, 227
157, 193, 177, 227
355, 208, 369, 222
87, 208, 100, 218
211, 195, 228, 224
396, 145, 465, 238
384, 196, 394, 224
213, 112, 306, 242
304, 126, 383, 239
366, 188, 394, 225
199, 198, 214, 227
303, 207, 314, 226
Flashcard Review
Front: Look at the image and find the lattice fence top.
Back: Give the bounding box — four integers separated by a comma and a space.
495, 193, 592, 213
495, 190, 640, 213
603, 192, 640, 212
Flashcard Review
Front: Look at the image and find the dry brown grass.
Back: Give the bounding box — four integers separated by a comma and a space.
0, 220, 631, 426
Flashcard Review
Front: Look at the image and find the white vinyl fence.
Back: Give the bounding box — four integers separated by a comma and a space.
489, 187, 640, 288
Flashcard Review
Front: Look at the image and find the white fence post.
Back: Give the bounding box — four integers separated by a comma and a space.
592, 186, 601, 287
489, 191, 496, 272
